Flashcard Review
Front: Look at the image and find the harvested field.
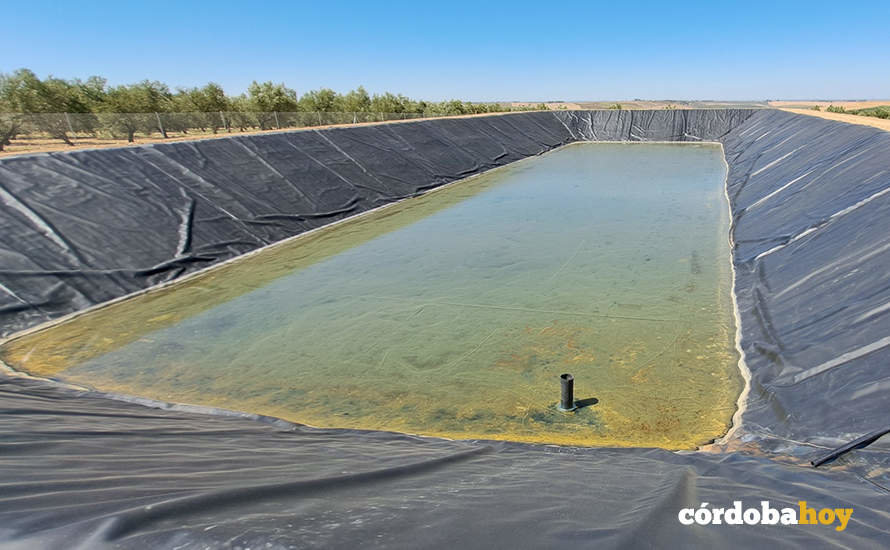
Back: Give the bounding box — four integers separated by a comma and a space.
777, 106, 890, 132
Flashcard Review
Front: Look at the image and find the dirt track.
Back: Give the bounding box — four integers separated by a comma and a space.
779, 107, 890, 132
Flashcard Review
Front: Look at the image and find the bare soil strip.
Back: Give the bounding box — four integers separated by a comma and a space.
779, 108, 890, 132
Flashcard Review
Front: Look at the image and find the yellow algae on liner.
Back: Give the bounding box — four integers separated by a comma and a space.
0, 143, 743, 450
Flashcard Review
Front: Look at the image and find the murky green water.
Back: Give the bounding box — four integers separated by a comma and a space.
1, 143, 742, 448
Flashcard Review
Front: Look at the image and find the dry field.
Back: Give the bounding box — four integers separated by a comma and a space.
779, 109, 890, 132
576, 100, 767, 110
771, 100, 890, 132
512, 100, 767, 110
768, 100, 890, 110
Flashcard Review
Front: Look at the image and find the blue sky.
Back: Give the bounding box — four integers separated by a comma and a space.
4, 0, 889, 101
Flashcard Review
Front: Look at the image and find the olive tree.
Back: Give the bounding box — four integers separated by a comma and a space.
172, 83, 230, 133
1, 69, 96, 145
246, 81, 298, 129
102, 80, 172, 142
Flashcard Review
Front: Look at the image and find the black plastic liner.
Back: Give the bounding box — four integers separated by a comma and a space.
719, 110, 890, 460
1, 374, 888, 549
1, 109, 889, 548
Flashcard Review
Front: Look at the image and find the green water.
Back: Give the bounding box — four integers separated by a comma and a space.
1, 143, 742, 448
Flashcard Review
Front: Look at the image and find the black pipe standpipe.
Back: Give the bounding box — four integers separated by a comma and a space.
558, 373, 577, 412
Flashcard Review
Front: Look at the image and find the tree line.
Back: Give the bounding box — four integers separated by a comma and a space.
825, 104, 890, 119
0, 68, 545, 150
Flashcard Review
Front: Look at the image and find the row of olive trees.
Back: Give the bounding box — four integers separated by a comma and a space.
0, 69, 545, 150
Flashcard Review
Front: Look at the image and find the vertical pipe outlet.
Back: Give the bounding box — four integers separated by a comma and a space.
559, 373, 577, 412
